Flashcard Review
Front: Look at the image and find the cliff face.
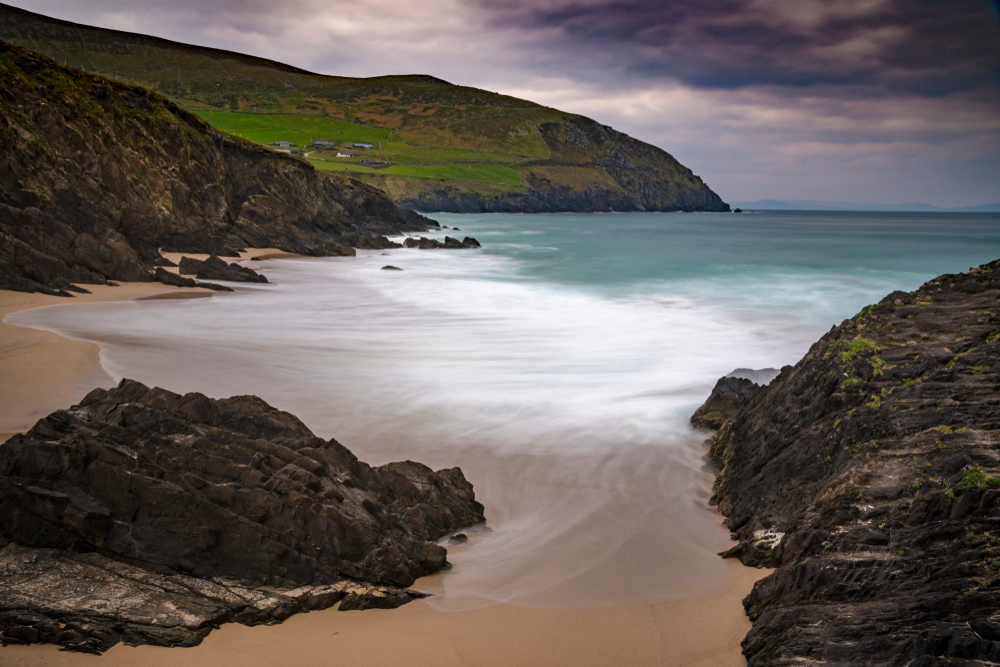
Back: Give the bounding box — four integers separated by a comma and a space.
0, 40, 432, 296
0, 379, 485, 652
702, 260, 1000, 666
395, 118, 729, 213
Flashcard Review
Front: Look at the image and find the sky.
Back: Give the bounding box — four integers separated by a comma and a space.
9, 0, 1000, 206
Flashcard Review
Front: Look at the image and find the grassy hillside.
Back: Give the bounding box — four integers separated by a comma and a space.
0, 4, 729, 213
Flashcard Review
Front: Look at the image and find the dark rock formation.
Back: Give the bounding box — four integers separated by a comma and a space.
691, 376, 762, 430
403, 236, 481, 249
178, 256, 268, 283
0, 544, 426, 654
700, 259, 1000, 666
382, 265, 402, 271
0, 41, 433, 296
152, 267, 232, 292
0, 379, 485, 652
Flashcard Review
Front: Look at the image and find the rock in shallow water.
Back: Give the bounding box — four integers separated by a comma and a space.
0, 380, 485, 652
403, 236, 481, 249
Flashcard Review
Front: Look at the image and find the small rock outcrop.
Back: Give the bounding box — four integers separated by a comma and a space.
178, 256, 268, 283
152, 267, 232, 292
0, 380, 485, 652
699, 259, 1000, 666
690, 375, 764, 430
381, 265, 402, 271
403, 236, 481, 249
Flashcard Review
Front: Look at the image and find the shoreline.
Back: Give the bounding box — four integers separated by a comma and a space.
0, 282, 217, 442
0, 263, 769, 666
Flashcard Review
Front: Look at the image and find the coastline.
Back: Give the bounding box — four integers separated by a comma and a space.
0, 282, 216, 443
0, 257, 769, 665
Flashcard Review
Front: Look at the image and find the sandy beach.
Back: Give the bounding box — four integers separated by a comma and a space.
0, 282, 215, 442
0, 248, 288, 441
0, 256, 769, 666
2, 559, 763, 667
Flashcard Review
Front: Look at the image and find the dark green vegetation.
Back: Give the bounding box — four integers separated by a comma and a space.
0, 39, 431, 295
699, 260, 1000, 666
0, 4, 728, 213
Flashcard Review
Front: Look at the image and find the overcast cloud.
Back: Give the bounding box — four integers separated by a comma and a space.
8, 0, 999, 206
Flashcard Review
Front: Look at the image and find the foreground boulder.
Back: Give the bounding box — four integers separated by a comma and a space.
178, 256, 269, 283
0, 380, 485, 652
700, 259, 1000, 666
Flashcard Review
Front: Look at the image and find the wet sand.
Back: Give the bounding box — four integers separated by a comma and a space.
0, 262, 769, 666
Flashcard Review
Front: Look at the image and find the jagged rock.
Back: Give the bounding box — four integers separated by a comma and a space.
0, 41, 432, 296
691, 376, 763, 430
0, 544, 427, 654
699, 258, 1000, 666
0, 379, 485, 652
152, 267, 232, 292
178, 255, 268, 283
462, 237, 481, 247
382, 265, 402, 271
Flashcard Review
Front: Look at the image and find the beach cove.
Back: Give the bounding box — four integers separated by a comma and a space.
4, 211, 1000, 665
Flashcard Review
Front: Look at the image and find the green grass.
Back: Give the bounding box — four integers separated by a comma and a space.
195, 110, 529, 167
841, 337, 881, 361
308, 159, 523, 186
193, 111, 391, 146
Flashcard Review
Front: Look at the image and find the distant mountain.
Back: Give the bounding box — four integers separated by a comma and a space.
0, 4, 728, 214
732, 199, 1000, 213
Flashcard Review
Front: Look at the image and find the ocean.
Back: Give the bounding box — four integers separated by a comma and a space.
13, 210, 1000, 610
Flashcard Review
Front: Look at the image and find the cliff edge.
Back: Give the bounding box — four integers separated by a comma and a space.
700, 259, 1000, 666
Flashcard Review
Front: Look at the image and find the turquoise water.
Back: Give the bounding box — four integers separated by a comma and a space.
429, 210, 1000, 324
13, 210, 1000, 609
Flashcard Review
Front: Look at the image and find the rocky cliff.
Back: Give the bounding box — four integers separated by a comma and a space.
393, 117, 729, 214
0, 40, 433, 296
700, 259, 1000, 666
0, 379, 485, 652
0, 4, 730, 215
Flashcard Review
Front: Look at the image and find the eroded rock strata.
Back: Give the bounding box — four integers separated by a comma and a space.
0, 379, 485, 652
0, 40, 433, 296
700, 259, 1000, 666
